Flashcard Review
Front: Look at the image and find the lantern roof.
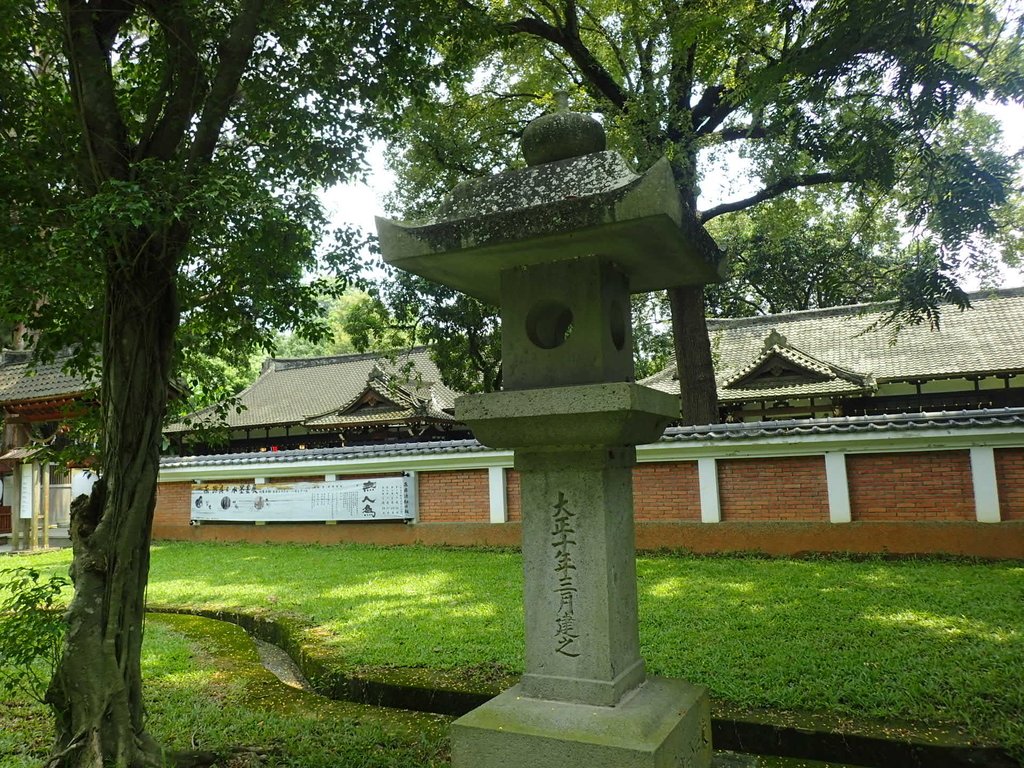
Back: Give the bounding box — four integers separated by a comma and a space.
376, 103, 724, 304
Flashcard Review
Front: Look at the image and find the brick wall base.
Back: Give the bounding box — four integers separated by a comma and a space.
152, 520, 1023, 560
634, 521, 1024, 559
152, 520, 521, 548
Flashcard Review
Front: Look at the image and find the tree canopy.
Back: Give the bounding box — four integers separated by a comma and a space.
380, 0, 1024, 422
0, 1, 472, 765
705, 189, 907, 316
271, 286, 367, 359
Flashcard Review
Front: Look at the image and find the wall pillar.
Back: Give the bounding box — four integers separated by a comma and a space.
697, 457, 720, 523
969, 447, 1001, 523
825, 452, 852, 523
406, 471, 420, 523
488, 466, 508, 523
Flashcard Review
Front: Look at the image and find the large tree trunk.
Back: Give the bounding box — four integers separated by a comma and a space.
669, 284, 718, 426
46, 239, 178, 768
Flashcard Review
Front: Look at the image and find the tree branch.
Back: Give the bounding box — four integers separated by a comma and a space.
140, 2, 205, 161
502, 16, 564, 49
695, 91, 739, 136
563, 0, 579, 39
662, 0, 695, 141
695, 14, 905, 139
547, 49, 585, 88
578, 2, 631, 91
533, 0, 563, 27
634, 32, 654, 97
690, 84, 727, 128
699, 172, 850, 222
502, 6, 628, 111
715, 124, 769, 142
61, 0, 133, 183
91, 0, 136, 49
188, 0, 266, 168
138, 50, 174, 151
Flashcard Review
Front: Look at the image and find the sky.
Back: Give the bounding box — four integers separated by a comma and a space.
321, 100, 1024, 292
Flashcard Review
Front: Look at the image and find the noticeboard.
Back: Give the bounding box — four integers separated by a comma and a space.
19, 467, 33, 520
190, 476, 412, 523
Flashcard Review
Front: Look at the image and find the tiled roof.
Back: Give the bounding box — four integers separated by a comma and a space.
0, 353, 91, 405
304, 365, 454, 428
660, 407, 1024, 440
161, 437, 488, 468
306, 406, 452, 429
723, 341, 855, 386
718, 377, 871, 403
159, 409, 1024, 468
718, 337, 875, 402
643, 287, 1024, 398
170, 347, 459, 432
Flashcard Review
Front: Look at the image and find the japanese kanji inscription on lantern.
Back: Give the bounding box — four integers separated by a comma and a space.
550, 491, 580, 658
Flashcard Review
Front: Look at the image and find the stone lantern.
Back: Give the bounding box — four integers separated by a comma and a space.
376, 95, 725, 768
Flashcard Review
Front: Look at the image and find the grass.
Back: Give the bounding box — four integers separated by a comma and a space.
3, 543, 1023, 761
1, 610, 450, 768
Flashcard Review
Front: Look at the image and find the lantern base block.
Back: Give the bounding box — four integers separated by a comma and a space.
452, 677, 712, 768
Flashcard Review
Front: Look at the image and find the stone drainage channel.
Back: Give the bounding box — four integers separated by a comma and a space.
153, 608, 1018, 768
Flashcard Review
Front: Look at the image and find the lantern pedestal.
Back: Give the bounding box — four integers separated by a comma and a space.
452, 677, 711, 768
453, 384, 711, 767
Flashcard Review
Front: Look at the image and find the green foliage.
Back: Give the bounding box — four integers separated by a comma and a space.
0, 0, 480, 426
342, 290, 418, 354
356, 263, 503, 393
632, 293, 674, 379
705, 190, 907, 316
272, 287, 369, 360
0, 5, 489, 758
0, 568, 68, 704
353, 262, 676, 390
379, 0, 1024, 409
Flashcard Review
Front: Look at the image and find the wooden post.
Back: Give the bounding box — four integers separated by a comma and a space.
41, 462, 50, 548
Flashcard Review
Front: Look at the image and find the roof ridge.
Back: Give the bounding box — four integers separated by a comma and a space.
0, 349, 82, 371
707, 285, 1024, 330
160, 437, 486, 466
662, 406, 1024, 437
269, 346, 430, 371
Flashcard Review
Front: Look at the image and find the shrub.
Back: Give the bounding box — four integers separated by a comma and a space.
0, 567, 68, 702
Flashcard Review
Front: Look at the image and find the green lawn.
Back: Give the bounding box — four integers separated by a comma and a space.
4, 542, 1023, 760
1, 610, 450, 768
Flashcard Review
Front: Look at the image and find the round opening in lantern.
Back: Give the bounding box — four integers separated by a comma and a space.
609, 300, 627, 351
526, 300, 574, 349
